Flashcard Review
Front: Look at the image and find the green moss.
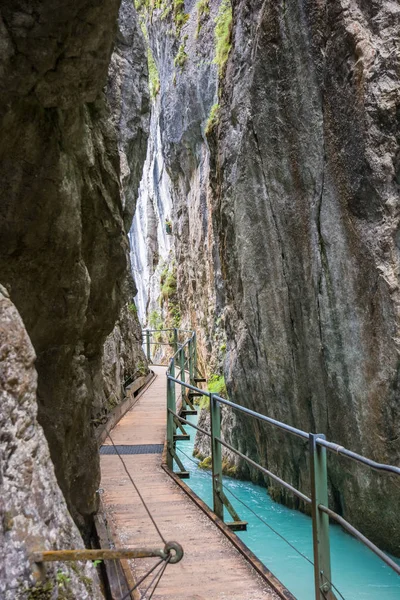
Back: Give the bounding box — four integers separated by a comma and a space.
139, 20, 160, 99
26, 581, 54, 600
199, 456, 212, 469
168, 300, 181, 328
149, 309, 163, 330
199, 395, 210, 410
193, 448, 206, 460
205, 103, 220, 135
161, 270, 177, 301
137, 360, 148, 376
208, 373, 227, 397
196, 0, 210, 37
173, 0, 189, 34
128, 302, 137, 314
219, 343, 226, 352
25, 570, 77, 600
3, 511, 14, 532
147, 46, 160, 98
174, 37, 188, 70
213, 0, 232, 75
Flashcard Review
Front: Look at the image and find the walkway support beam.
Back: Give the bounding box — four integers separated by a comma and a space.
146, 330, 151, 362
179, 347, 186, 409
310, 433, 336, 600
167, 359, 177, 470
188, 337, 194, 386
210, 393, 224, 521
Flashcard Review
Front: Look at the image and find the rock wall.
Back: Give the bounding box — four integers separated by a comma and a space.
136, 0, 400, 554
101, 0, 150, 416
0, 287, 102, 600
214, 0, 400, 554
0, 0, 149, 532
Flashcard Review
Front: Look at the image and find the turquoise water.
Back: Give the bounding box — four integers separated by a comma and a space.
175, 415, 400, 600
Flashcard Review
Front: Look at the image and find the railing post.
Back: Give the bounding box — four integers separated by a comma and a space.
210, 394, 224, 521
179, 346, 186, 408
193, 331, 197, 376
166, 359, 176, 471
146, 330, 151, 362
173, 328, 178, 354
310, 433, 335, 600
188, 338, 194, 386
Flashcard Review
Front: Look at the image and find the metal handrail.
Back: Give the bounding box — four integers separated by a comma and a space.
143, 328, 400, 599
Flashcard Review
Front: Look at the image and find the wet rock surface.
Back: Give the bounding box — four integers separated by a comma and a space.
0, 287, 102, 600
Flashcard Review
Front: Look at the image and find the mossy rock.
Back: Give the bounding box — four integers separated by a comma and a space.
199, 456, 212, 469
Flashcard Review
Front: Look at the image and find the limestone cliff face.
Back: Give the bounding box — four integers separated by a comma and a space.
134, 0, 227, 371
0, 0, 149, 531
214, 0, 400, 554
137, 0, 400, 553
0, 287, 102, 599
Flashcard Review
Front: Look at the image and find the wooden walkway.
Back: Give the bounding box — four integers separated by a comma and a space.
100, 366, 278, 600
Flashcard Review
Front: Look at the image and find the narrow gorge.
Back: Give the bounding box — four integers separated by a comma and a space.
0, 0, 399, 598
133, 0, 400, 556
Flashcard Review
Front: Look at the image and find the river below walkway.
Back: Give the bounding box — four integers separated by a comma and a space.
175, 414, 400, 600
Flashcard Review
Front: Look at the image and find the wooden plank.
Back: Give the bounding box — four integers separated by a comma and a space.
100, 366, 282, 600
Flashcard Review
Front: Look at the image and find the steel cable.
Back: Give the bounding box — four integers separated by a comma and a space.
175, 446, 347, 600
107, 431, 166, 544
145, 556, 171, 599
119, 558, 165, 600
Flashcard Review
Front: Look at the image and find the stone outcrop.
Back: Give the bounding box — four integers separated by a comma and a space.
0, 0, 149, 532
135, 0, 400, 554
0, 286, 102, 600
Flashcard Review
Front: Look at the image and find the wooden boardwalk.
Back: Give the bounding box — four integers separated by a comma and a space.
100, 366, 278, 600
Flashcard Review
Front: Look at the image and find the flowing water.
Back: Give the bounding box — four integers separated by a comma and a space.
175, 414, 400, 600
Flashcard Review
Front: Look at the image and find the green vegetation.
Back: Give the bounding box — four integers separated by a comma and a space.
173, 0, 189, 34
196, 0, 210, 37
92, 560, 102, 568
161, 268, 177, 301
168, 300, 181, 328
174, 36, 188, 70
128, 302, 137, 314
56, 571, 71, 587
149, 309, 163, 330
220, 342, 226, 352
199, 456, 212, 469
205, 103, 220, 135
208, 373, 227, 397
213, 0, 232, 75
134, 0, 189, 35
136, 360, 148, 376
26, 581, 54, 600
139, 19, 160, 100
223, 458, 238, 477
147, 46, 160, 98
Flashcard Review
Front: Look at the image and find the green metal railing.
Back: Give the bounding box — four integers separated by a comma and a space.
143, 328, 400, 600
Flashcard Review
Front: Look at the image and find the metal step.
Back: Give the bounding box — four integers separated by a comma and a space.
180, 409, 198, 417
176, 471, 190, 479
174, 434, 190, 442
226, 521, 248, 532
194, 378, 207, 383
188, 392, 203, 398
